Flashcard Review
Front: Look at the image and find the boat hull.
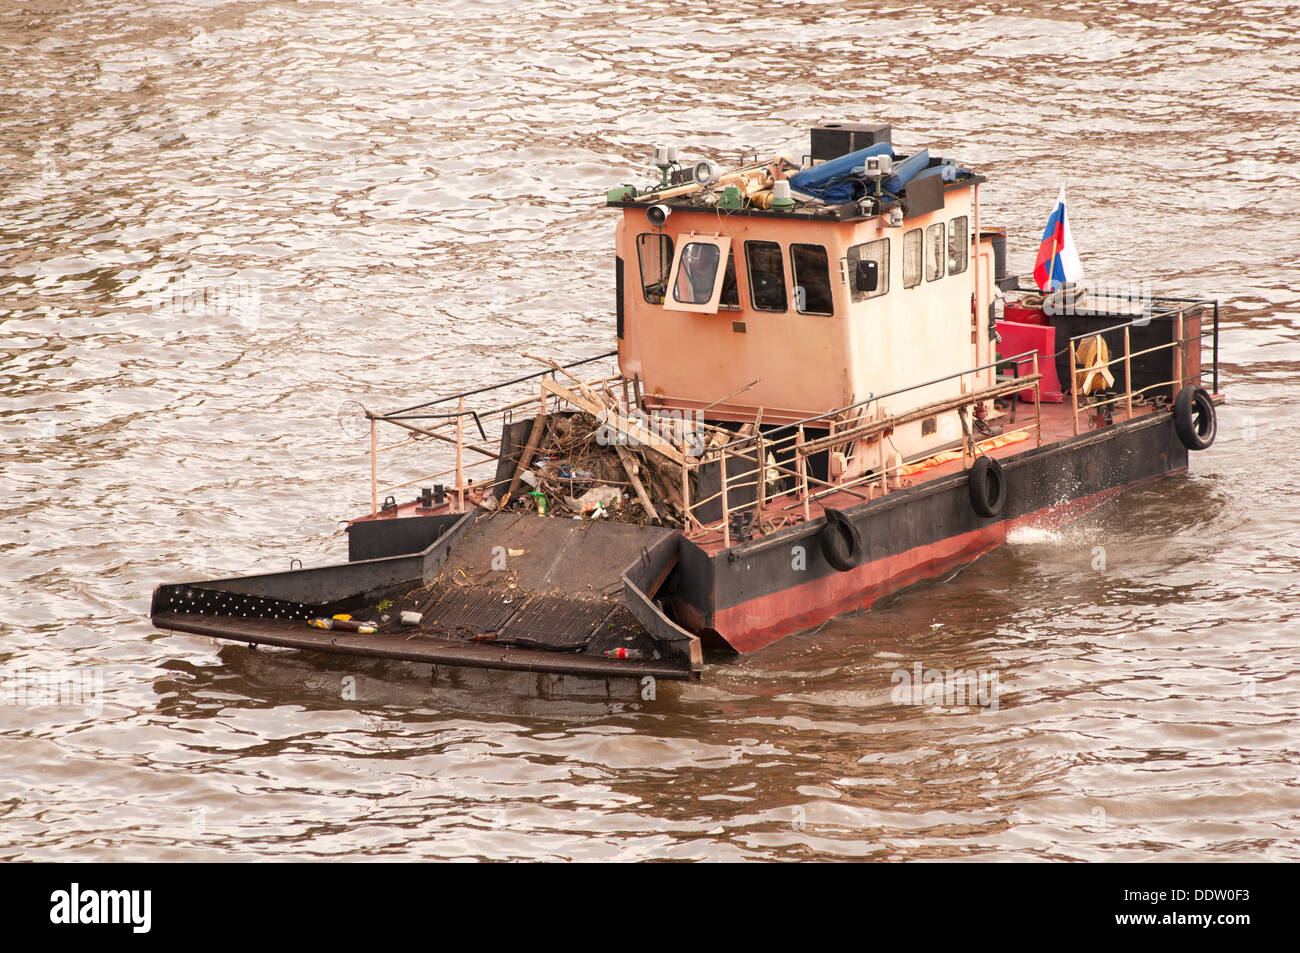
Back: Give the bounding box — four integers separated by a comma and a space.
676, 406, 1196, 653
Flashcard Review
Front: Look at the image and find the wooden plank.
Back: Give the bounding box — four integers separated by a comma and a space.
645, 552, 678, 600
614, 441, 660, 522
505, 411, 548, 503
541, 377, 686, 465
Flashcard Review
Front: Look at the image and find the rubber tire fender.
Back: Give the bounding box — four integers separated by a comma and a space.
1173, 385, 1216, 451
819, 507, 865, 573
968, 456, 1006, 519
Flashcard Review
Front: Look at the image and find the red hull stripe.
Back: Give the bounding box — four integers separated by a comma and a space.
712, 485, 1126, 654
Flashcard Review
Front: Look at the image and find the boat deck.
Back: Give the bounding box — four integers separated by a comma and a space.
355, 395, 1181, 559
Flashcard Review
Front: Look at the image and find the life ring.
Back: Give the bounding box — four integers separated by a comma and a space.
819, 508, 864, 572
1173, 385, 1216, 451
968, 456, 1006, 518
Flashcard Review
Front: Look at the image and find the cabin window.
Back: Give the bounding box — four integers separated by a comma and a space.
673, 242, 721, 305
848, 238, 890, 302
720, 250, 740, 310
636, 233, 674, 304
903, 228, 922, 288
948, 215, 969, 275
746, 240, 787, 312
791, 243, 834, 315
616, 255, 624, 338
925, 222, 945, 282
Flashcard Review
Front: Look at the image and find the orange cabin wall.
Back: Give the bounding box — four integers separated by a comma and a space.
615, 182, 983, 448
616, 211, 856, 423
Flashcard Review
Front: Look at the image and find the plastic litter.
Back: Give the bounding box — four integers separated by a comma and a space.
568, 485, 621, 515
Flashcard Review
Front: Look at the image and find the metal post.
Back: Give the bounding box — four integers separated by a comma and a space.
1212, 301, 1220, 393
878, 434, 887, 495
1123, 326, 1134, 419
959, 407, 970, 466
720, 449, 731, 548
797, 426, 810, 523
1069, 340, 1079, 436
455, 397, 465, 513
681, 461, 693, 531
1175, 310, 1185, 392
1032, 353, 1042, 447
370, 417, 378, 516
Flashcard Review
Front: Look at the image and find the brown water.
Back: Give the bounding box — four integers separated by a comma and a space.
2, 0, 1298, 861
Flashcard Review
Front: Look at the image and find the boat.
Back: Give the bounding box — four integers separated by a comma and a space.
150, 122, 1222, 683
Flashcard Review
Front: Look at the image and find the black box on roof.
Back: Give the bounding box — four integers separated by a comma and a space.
903, 174, 944, 218
810, 123, 891, 161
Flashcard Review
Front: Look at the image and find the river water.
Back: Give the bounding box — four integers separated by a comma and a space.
1, 0, 1297, 861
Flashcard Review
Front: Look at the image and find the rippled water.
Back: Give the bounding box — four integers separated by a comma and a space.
2, 0, 1298, 860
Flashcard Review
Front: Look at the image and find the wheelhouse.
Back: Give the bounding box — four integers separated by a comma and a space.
609, 124, 998, 466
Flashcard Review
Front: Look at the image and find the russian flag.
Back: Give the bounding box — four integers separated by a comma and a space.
1033, 185, 1084, 292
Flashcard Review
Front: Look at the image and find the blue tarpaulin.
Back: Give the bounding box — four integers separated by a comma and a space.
788, 142, 894, 204
787, 146, 970, 207
879, 148, 930, 197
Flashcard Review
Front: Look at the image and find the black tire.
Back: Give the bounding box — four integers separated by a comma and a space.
968, 456, 1006, 518
819, 508, 864, 572
1174, 385, 1216, 451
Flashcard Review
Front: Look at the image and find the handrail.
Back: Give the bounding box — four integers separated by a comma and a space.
362, 354, 622, 516
1065, 299, 1213, 343
681, 351, 1045, 537
1065, 306, 1216, 435
354, 295, 1219, 536
712, 349, 1040, 453
377, 350, 618, 418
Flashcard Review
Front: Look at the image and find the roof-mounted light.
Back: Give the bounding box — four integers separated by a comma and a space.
693, 159, 720, 186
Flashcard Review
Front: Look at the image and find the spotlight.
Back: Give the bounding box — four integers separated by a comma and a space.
693, 159, 720, 186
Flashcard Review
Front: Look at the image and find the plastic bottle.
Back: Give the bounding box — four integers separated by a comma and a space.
528, 490, 548, 516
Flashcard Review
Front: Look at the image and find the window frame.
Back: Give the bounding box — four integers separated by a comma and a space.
948, 215, 969, 276
847, 237, 890, 302
902, 228, 923, 289
664, 234, 733, 314
719, 249, 740, 311
635, 233, 674, 305
925, 221, 946, 282
745, 239, 788, 313
790, 242, 835, 316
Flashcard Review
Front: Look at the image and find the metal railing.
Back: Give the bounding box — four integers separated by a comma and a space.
676, 350, 1045, 546
362, 351, 619, 515
355, 291, 1220, 540
1063, 298, 1218, 435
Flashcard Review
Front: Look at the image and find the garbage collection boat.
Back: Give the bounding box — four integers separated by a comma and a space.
150, 123, 1223, 682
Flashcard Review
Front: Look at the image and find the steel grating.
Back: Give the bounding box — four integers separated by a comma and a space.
417, 585, 521, 640
499, 595, 614, 649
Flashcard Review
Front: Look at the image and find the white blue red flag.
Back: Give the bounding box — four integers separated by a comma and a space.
1033, 185, 1084, 292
